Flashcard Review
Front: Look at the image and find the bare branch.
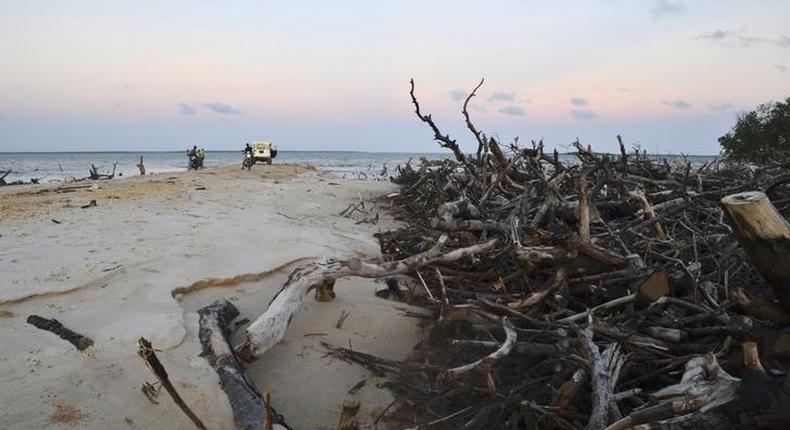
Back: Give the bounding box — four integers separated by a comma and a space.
409, 78, 474, 171
461, 78, 486, 161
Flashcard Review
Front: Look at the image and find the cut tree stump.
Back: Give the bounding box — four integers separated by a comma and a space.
721, 191, 790, 311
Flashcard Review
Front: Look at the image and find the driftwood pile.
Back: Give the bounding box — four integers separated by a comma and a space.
320, 80, 790, 429
0, 161, 121, 187
0, 170, 39, 186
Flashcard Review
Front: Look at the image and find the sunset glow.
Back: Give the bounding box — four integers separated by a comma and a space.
1, 0, 788, 153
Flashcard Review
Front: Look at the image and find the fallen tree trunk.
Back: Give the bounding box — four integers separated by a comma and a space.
237, 235, 499, 361
721, 191, 790, 311
198, 300, 289, 430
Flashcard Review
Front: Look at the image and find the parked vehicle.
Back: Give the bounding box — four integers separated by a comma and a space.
250, 141, 277, 165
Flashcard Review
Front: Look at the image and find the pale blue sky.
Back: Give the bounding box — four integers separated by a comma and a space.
1, 0, 788, 154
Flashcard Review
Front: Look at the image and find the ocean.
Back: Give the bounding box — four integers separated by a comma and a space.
0, 151, 446, 183
0, 151, 718, 184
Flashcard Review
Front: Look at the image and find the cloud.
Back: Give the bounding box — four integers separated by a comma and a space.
618, 88, 631, 93
498, 106, 525, 116
449, 88, 467, 101
697, 30, 790, 48
470, 104, 487, 112
662, 99, 691, 109
178, 102, 196, 115
697, 30, 731, 41
205, 101, 240, 115
570, 109, 598, 120
570, 97, 589, 106
777, 64, 788, 74
652, 0, 686, 19
488, 91, 516, 102
709, 103, 734, 111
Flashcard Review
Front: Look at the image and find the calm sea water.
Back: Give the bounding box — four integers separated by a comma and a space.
0, 151, 717, 183
0, 151, 446, 183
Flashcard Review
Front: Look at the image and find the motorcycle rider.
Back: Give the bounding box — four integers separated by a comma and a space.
196, 147, 205, 168
242, 143, 253, 169
186, 145, 200, 170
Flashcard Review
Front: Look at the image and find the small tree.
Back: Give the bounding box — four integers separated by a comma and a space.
719, 97, 790, 162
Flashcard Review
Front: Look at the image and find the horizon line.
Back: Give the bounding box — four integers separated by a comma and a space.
0, 149, 721, 157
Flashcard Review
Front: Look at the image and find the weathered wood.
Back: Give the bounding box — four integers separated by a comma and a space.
409, 79, 475, 172
237, 235, 499, 361
197, 299, 289, 430
137, 337, 207, 430
577, 320, 624, 430
137, 155, 146, 175
437, 317, 516, 384
608, 344, 790, 430
722, 191, 790, 310
88, 162, 118, 180
629, 189, 666, 240
579, 176, 591, 242
336, 400, 360, 430
26, 315, 94, 351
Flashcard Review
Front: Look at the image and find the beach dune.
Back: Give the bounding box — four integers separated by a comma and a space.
0, 165, 422, 429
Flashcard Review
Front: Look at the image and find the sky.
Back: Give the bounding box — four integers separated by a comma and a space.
0, 0, 788, 154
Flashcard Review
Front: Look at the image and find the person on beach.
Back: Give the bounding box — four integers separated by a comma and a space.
242, 144, 253, 169
197, 148, 205, 168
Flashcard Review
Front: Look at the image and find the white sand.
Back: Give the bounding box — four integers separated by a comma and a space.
0, 165, 423, 429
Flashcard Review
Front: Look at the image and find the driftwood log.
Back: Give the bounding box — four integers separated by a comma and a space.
605, 343, 790, 429
26, 315, 94, 351
336, 400, 361, 430
237, 235, 498, 361
197, 300, 289, 430
722, 191, 790, 311
89, 162, 118, 180
137, 156, 146, 175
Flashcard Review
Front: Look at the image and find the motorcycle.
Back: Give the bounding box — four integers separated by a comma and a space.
187, 152, 201, 171
242, 151, 253, 170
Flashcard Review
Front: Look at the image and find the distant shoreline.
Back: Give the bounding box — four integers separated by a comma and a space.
0, 149, 720, 157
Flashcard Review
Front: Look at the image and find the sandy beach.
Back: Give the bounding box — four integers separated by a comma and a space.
0, 165, 424, 429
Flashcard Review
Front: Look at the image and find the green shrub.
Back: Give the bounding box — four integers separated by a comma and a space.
719, 97, 790, 162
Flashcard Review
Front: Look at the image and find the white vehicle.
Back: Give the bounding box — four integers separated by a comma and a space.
250, 141, 278, 165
